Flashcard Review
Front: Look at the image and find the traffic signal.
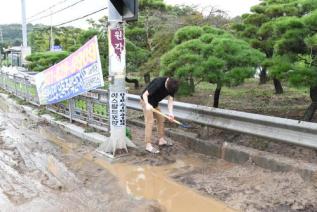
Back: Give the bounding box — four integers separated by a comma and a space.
109, 0, 138, 22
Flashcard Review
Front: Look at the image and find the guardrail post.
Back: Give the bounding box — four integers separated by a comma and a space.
87, 98, 93, 125
4, 73, 7, 90
23, 76, 28, 100
69, 98, 75, 123
0, 70, 3, 89
13, 74, 18, 96
198, 126, 210, 140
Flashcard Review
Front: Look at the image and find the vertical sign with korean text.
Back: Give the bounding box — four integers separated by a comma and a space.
110, 92, 126, 127
109, 27, 125, 75
109, 26, 126, 128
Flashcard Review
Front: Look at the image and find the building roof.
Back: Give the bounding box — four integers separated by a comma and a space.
3, 46, 22, 53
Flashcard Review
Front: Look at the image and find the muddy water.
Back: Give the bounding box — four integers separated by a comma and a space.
39, 127, 234, 212
88, 155, 234, 212
0, 96, 233, 211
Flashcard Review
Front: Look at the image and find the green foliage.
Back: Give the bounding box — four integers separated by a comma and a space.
303, 9, 317, 31
269, 55, 293, 79
233, 0, 317, 97
126, 27, 147, 48
93, 103, 108, 118
29, 26, 83, 52
305, 33, 317, 52
75, 99, 87, 111
126, 127, 132, 140
126, 40, 150, 72
26, 51, 69, 72
0, 24, 27, 45
79, 29, 99, 44
139, 0, 166, 11
161, 26, 265, 96
289, 64, 317, 87
173, 26, 204, 45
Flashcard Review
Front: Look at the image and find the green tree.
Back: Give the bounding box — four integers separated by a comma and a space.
26, 51, 69, 72
29, 26, 83, 52
231, 0, 317, 92
270, 8, 317, 121
161, 26, 265, 107
127, 2, 212, 83
29, 27, 50, 52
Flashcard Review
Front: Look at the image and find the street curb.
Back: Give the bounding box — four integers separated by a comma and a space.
0, 93, 107, 147
128, 119, 317, 183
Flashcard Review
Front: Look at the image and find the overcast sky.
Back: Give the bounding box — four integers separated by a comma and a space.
0, 0, 260, 28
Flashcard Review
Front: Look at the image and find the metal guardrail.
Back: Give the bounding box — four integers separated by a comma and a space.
1, 68, 317, 149
127, 94, 317, 149
0, 69, 109, 132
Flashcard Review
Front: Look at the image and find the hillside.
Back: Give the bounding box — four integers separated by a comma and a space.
0, 24, 39, 46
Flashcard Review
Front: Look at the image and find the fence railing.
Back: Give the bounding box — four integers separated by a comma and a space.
1, 68, 317, 150
127, 94, 317, 149
0, 69, 109, 132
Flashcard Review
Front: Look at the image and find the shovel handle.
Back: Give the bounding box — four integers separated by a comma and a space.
152, 108, 182, 125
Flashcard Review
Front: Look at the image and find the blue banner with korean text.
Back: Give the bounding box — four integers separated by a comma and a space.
34, 36, 104, 105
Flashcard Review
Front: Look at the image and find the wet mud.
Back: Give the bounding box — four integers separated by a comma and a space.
1, 97, 317, 212
0, 101, 232, 211
0, 111, 160, 211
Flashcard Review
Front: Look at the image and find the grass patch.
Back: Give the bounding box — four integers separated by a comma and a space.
16, 98, 28, 105
84, 127, 96, 133
37, 107, 49, 116
126, 127, 132, 140
8, 94, 28, 105
52, 113, 67, 121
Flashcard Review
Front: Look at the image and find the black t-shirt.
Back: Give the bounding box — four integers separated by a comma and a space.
141, 77, 174, 107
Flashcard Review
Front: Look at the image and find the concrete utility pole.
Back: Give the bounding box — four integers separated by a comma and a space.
0, 28, 2, 65
97, 0, 138, 158
97, 1, 130, 157
0, 29, 3, 43
21, 0, 31, 66
50, 7, 54, 51
21, 0, 27, 48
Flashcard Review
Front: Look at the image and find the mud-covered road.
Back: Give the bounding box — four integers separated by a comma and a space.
0, 111, 163, 211
1, 96, 317, 212
0, 99, 233, 211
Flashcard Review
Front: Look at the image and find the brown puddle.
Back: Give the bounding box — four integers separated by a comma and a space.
40, 127, 234, 212
85, 154, 234, 212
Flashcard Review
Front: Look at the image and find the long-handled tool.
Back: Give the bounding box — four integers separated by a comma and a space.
152, 108, 191, 128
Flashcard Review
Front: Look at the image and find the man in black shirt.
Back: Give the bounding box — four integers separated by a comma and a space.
140, 77, 179, 154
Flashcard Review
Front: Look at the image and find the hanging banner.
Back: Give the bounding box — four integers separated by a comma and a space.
34, 36, 104, 105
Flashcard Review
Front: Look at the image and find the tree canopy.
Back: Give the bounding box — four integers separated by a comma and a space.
233, 0, 317, 120
161, 26, 265, 107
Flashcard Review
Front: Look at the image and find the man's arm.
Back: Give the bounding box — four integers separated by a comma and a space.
142, 90, 153, 111
167, 96, 175, 121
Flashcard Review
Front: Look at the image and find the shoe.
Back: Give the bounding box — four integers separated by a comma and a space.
158, 138, 173, 147
146, 143, 160, 154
